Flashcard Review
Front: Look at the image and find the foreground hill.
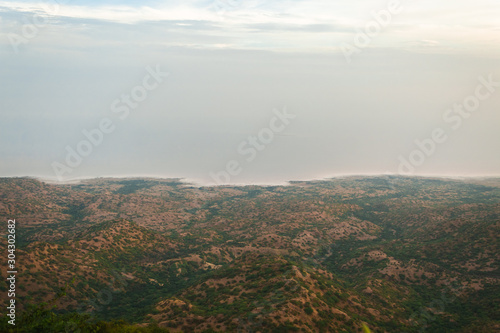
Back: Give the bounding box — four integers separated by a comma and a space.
0, 176, 499, 332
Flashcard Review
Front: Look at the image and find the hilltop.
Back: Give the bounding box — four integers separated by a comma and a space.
0, 176, 498, 332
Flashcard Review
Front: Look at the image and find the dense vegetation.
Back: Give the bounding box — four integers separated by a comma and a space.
0, 176, 498, 331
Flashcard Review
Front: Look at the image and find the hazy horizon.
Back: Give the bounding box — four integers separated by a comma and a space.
1, 0, 499, 185
4, 173, 498, 189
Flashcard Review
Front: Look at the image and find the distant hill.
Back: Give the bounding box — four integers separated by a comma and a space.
0, 176, 499, 332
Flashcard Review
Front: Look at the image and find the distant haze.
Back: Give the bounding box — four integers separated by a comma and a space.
1, 0, 499, 185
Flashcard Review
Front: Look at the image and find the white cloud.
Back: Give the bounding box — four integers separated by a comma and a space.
0, 0, 498, 54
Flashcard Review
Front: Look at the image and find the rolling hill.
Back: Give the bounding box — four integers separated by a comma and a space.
0, 176, 498, 332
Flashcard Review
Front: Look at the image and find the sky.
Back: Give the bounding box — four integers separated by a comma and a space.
1, 0, 499, 185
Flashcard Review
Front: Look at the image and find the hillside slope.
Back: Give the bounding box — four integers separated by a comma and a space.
0, 176, 498, 332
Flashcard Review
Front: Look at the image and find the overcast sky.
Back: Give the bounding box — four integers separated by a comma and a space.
1, 0, 499, 185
